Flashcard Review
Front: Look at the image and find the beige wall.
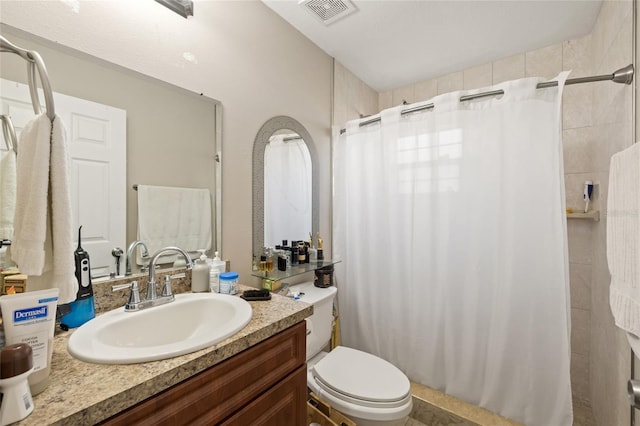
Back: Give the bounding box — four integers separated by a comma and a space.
333, 62, 378, 128
0, 1, 333, 285
333, 1, 634, 424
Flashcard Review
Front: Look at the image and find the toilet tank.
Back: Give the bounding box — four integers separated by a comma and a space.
288, 282, 337, 361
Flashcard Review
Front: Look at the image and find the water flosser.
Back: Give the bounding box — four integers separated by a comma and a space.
583, 180, 594, 213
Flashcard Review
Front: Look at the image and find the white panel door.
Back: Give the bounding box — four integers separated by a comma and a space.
0, 79, 126, 279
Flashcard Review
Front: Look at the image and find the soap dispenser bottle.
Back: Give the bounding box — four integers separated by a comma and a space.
210, 251, 225, 293
192, 252, 210, 293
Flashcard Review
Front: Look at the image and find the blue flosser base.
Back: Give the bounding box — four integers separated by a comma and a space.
60, 297, 95, 329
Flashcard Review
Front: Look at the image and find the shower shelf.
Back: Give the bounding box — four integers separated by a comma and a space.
566, 210, 600, 221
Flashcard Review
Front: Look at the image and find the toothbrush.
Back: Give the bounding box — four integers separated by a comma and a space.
583, 180, 594, 213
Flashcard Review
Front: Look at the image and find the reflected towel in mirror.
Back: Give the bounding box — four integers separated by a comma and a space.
0, 148, 16, 239
137, 185, 212, 264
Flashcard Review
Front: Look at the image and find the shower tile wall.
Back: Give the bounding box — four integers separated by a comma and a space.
333, 2, 635, 424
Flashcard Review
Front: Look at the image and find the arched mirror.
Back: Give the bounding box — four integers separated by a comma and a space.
252, 116, 319, 258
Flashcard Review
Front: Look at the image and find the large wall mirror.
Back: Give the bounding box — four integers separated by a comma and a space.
252, 116, 319, 258
0, 27, 222, 279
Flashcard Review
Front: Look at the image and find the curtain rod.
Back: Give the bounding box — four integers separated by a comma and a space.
339, 64, 634, 135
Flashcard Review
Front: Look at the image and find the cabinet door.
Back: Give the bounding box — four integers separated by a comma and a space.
219, 365, 307, 426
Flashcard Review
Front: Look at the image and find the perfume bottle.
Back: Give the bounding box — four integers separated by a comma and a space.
277, 253, 287, 271
297, 241, 306, 263
291, 242, 299, 265
317, 232, 324, 261
265, 248, 275, 274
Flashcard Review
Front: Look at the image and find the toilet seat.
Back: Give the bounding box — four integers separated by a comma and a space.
311, 346, 411, 409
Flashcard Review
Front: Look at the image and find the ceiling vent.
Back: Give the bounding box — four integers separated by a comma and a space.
300, 0, 358, 26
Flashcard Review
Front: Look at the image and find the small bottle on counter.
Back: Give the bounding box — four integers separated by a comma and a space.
209, 251, 225, 293
191, 253, 210, 292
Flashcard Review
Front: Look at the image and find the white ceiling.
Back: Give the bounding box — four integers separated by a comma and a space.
262, 0, 604, 92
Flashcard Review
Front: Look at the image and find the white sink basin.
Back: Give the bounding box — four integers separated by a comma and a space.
67, 293, 252, 364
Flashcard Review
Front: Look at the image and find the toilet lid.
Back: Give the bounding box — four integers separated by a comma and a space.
311, 346, 410, 403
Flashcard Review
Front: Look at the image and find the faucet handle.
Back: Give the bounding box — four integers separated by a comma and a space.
126, 281, 142, 309
161, 273, 185, 297
162, 276, 172, 297
112, 282, 133, 292
113, 281, 142, 309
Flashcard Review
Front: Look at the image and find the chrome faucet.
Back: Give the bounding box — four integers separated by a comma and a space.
146, 246, 192, 301
125, 240, 149, 276
113, 246, 192, 312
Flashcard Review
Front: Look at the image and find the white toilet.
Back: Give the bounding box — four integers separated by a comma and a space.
289, 282, 412, 426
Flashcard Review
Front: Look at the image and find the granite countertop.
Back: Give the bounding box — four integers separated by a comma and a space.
17, 281, 313, 426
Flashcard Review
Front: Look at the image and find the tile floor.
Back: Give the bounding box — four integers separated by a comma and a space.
407, 381, 598, 426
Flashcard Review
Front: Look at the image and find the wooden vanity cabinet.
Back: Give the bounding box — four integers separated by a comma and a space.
100, 321, 307, 426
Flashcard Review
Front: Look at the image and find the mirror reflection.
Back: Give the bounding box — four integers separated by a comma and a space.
264, 131, 312, 248
0, 30, 221, 279
253, 116, 318, 259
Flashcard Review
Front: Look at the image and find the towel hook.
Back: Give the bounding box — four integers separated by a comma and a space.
0, 35, 56, 121
0, 115, 18, 154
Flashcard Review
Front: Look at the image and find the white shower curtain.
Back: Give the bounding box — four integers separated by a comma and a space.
333, 75, 572, 426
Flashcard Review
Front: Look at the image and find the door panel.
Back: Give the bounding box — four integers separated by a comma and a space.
1, 79, 126, 278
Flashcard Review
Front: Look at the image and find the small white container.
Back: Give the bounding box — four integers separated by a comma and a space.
219, 272, 239, 295
209, 251, 226, 293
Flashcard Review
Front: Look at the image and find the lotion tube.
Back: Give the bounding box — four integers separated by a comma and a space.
0, 288, 59, 396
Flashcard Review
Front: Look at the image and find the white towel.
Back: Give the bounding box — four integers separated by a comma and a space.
11, 114, 78, 304
137, 185, 211, 264
0, 149, 16, 239
608, 142, 640, 339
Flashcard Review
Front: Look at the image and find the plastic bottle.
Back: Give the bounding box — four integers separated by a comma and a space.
210, 251, 225, 293
192, 253, 210, 292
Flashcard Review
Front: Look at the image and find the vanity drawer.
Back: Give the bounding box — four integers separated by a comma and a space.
220, 364, 307, 425
100, 321, 306, 425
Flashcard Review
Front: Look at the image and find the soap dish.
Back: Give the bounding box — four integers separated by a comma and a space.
241, 289, 271, 301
